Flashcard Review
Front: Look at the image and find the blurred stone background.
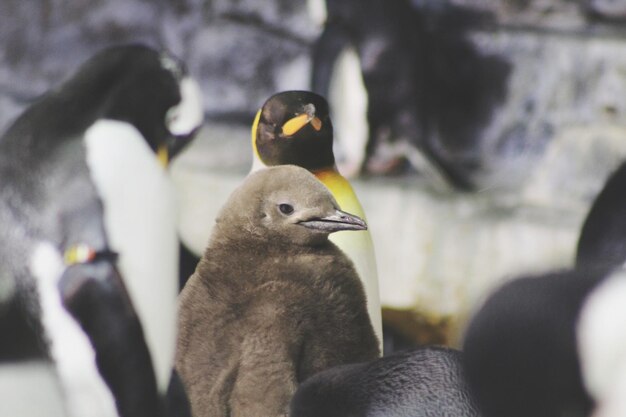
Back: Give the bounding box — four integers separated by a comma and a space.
3, 0, 626, 348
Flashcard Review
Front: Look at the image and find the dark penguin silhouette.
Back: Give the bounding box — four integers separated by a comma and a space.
576, 161, 626, 269
0, 44, 203, 417
290, 345, 480, 417
462, 268, 616, 417
176, 165, 380, 417
576, 268, 626, 417
312, 0, 509, 188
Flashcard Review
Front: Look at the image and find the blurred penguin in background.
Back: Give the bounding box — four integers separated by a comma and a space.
463, 266, 626, 417
176, 165, 379, 417
573, 160, 626, 416
0, 43, 203, 417
577, 268, 626, 417
576, 161, 626, 269
249, 90, 383, 351
311, 0, 509, 189
0, 360, 68, 417
290, 345, 480, 417
463, 155, 626, 417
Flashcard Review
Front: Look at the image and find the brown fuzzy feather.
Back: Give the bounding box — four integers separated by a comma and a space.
175, 166, 379, 417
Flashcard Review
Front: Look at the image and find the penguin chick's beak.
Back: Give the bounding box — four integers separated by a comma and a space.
282, 104, 323, 137
298, 209, 367, 233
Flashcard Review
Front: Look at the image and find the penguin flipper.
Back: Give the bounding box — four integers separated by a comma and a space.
311, 20, 352, 97
59, 260, 162, 417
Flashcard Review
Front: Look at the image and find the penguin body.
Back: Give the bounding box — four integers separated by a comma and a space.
577, 268, 626, 417
311, 0, 424, 175
0, 44, 202, 417
0, 360, 68, 417
290, 345, 480, 417
576, 161, 626, 268
175, 165, 379, 417
312, 0, 508, 188
462, 268, 612, 417
249, 90, 383, 351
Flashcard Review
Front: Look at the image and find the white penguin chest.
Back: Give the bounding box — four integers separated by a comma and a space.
84, 119, 178, 392
30, 242, 118, 417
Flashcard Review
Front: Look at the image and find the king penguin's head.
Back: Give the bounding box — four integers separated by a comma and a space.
70, 44, 203, 166
215, 165, 366, 247
252, 91, 335, 171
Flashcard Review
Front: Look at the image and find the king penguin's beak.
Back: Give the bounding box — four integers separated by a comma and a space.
157, 144, 169, 167
298, 209, 367, 233
282, 104, 323, 137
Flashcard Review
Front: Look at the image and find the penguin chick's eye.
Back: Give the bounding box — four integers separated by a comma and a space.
278, 204, 294, 215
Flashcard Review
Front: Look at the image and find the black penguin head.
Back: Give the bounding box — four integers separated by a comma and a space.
215, 165, 366, 247
253, 91, 335, 171
68, 44, 203, 164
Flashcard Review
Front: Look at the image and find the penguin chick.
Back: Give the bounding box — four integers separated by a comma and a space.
462, 268, 607, 417
290, 345, 480, 417
250, 90, 383, 352
176, 165, 380, 417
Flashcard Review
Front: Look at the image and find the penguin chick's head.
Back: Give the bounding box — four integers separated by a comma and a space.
215, 165, 366, 246
253, 91, 335, 171
74, 44, 203, 164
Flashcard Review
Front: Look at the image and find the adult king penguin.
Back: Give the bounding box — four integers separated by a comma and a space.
176, 165, 379, 417
0, 44, 203, 417
250, 90, 383, 351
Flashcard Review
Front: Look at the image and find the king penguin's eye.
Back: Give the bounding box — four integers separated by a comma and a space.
278, 204, 294, 215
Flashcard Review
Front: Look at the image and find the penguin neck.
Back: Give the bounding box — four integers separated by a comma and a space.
313, 167, 366, 219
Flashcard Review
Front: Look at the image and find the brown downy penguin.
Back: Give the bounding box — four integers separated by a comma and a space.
175, 165, 380, 417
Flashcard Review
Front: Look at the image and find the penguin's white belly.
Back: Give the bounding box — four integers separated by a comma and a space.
0, 360, 69, 417
85, 120, 178, 392
328, 46, 369, 177
330, 230, 382, 350
30, 243, 118, 417
578, 268, 626, 415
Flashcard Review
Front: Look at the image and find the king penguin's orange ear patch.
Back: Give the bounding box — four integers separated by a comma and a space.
311, 117, 322, 131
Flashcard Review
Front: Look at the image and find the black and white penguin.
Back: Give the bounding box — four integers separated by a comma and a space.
175, 165, 380, 417
290, 345, 480, 417
577, 268, 626, 417
310, 0, 508, 188
576, 161, 626, 269
0, 360, 68, 417
0, 44, 203, 417
461, 267, 626, 417
249, 90, 383, 350
311, 0, 426, 177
